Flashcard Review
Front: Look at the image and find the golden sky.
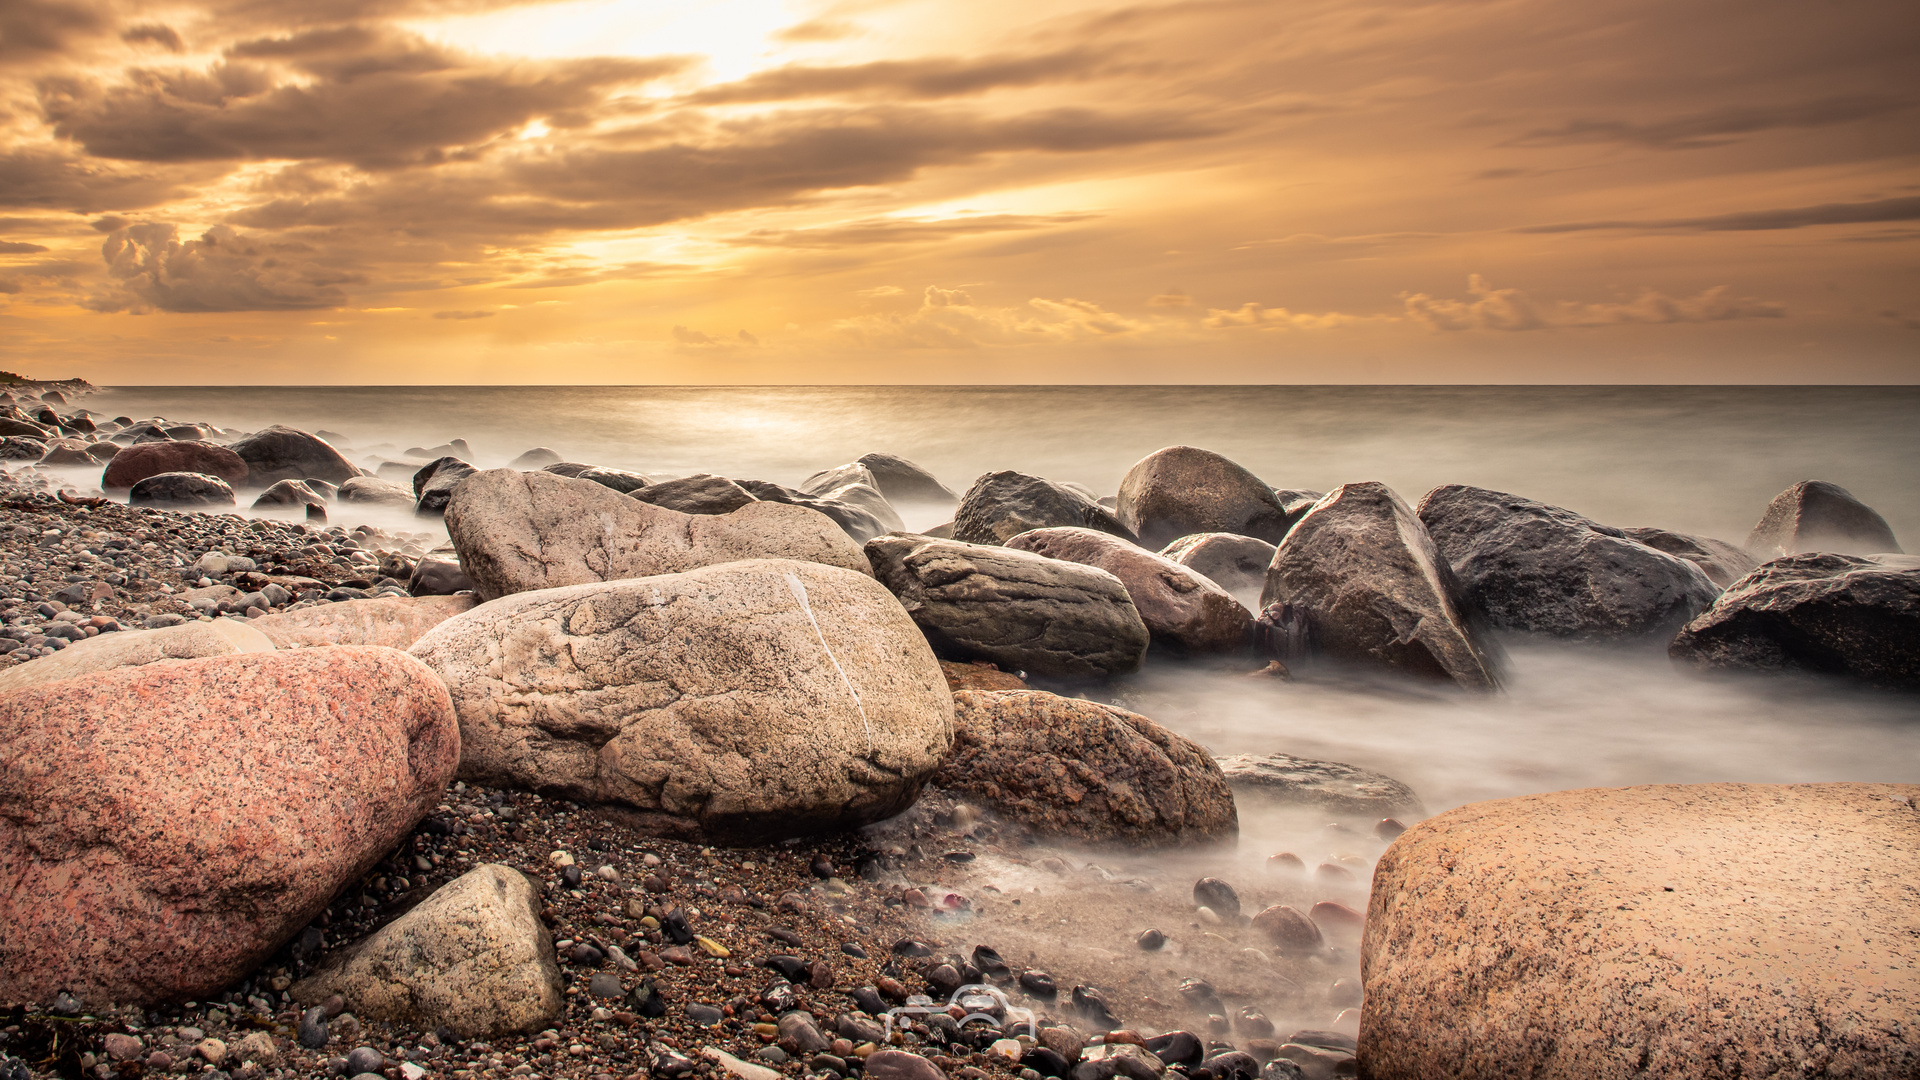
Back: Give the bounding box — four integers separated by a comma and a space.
1, 0, 1915, 383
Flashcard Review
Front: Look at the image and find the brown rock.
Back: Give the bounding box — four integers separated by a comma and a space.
228, 425, 361, 486
1308, 901, 1364, 942
938, 660, 1028, 692
38, 438, 94, 466
0, 647, 458, 1004
1360, 782, 1920, 1080
101, 441, 249, 490
251, 595, 477, 650
1006, 526, 1250, 654
0, 618, 275, 695
935, 690, 1237, 847
1159, 532, 1278, 603
1116, 446, 1293, 549
1621, 527, 1758, 589
1250, 905, 1323, 954
1745, 480, 1902, 559
863, 1050, 947, 1080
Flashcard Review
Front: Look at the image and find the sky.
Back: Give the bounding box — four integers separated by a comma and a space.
0, 0, 1915, 384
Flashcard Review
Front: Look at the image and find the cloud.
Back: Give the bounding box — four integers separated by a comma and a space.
85, 222, 357, 312
729, 211, 1099, 248
833, 284, 1151, 348
122, 24, 185, 52
1203, 302, 1370, 330
0, 149, 207, 213
432, 309, 493, 319
737, 329, 759, 345
1400, 275, 1785, 332
772, 18, 860, 43
672, 325, 717, 345
1517, 195, 1920, 234
688, 49, 1106, 104
1148, 290, 1192, 307
856, 285, 904, 298
1506, 96, 1910, 151
0, 0, 107, 62
0, 242, 50, 254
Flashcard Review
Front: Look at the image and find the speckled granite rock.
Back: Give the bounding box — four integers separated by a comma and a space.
252, 594, 477, 650
0, 646, 459, 1005
1745, 480, 1902, 559
1215, 754, 1424, 820
935, 690, 1237, 847
444, 469, 871, 601
1115, 446, 1293, 549
293, 864, 562, 1038
101, 441, 249, 490
938, 659, 1029, 692
0, 617, 276, 694
1360, 782, 1920, 1080
409, 559, 953, 843
1007, 526, 1250, 655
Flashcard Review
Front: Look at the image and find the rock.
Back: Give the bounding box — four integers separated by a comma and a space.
1075, 1043, 1163, 1080
804, 477, 906, 536
939, 659, 1029, 692
1249, 906, 1322, 955
704, 1047, 781, 1080
1142, 1033, 1200, 1066
1192, 877, 1240, 918
576, 466, 651, 494
510, 447, 563, 469
1619, 527, 1756, 589
412, 457, 478, 516
252, 479, 327, 512
1270, 1044, 1350, 1080
1116, 447, 1294, 549
0, 436, 44, 460
232, 1032, 275, 1065
954, 470, 1137, 546
252, 595, 477, 650
297, 1008, 329, 1048
229, 426, 361, 485
38, 438, 95, 465
1159, 533, 1277, 604
632, 475, 758, 515
0, 647, 459, 1004
345, 1047, 385, 1075
335, 476, 417, 509
295, 864, 563, 1037
736, 479, 892, 543
1006, 527, 1250, 655
778, 1012, 832, 1053
128, 471, 237, 507
865, 534, 1150, 679
855, 453, 958, 505
1261, 482, 1500, 690
1745, 480, 1902, 559
0, 417, 51, 439
1215, 755, 1425, 820
540, 462, 593, 478
1417, 485, 1719, 642
409, 555, 474, 597
102, 1034, 143, 1061
409, 559, 954, 843
934, 690, 1237, 847
1668, 553, 1920, 687
864, 1050, 947, 1080
101, 441, 249, 490
1360, 782, 1920, 1080
0, 618, 276, 695
444, 469, 871, 601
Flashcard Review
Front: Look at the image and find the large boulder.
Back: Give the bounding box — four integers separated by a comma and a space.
0, 618, 275, 695
575, 466, 650, 494
129, 471, 236, 507
1668, 553, 1920, 687
1621, 527, 1758, 589
1006, 527, 1250, 655
251, 478, 326, 512
865, 534, 1150, 679
101, 440, 249, 490
293, 864, 563, 1038
408, 560, 954, 843
37, 438, 94, 466
737, 479, 892, 543
1360, 782, 1920, 1079
0, 417, 51, 439
1160, 533, 1277, 603
632, 474, 759, 515
953, 471, 1138, 546
413, 456, 478, 516
1417, 485, 1719, 642
229, 425, 361, 485
856, 453, 958, 505
1745, 480, 1902, 558
1261, 483, 1500, 690
1116, 446, 1293, 549
0, 647, 459, 1004
335, 475, 417, 508
934, 690, 1237, 847
509, 447, 563, 469
1215, 754, 1424, 820
252, 595, 477, 650
0, 436, 45, 460
443, 469, 871, 601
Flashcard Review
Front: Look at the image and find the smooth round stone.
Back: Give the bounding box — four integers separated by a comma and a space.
344, 1047, 384, 1075
1136, 928, 1167, 950
686, 1003, 725, 1025
589, 972, 624, 999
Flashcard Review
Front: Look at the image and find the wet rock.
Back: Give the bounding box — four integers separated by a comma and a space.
575, 466, 651, 495
1023, 1047, 1072, 1077
954, 470, 1138, 546
229, 425, 361, 486
1117, 446, 1294, 549
0, 618, 274, 695
129, 471, 236, 507
1745, 480, 1902, 559
1308, 903, 1364, 943
853, 453, 958, 506
1417, 485, 1718, 642
38, 438, 97, 466
411, 457, 477, 516
1038, 1026, 1083, 1062
509, 447, 562, 469
631, 474, 758, 515
1159, 533, 1278, 604
102, 441, 249, 490
1668, 553, 1920, 687
864, 1050, 947, 1080
1261, 482, 1500, 689
1192, 878, 1240, 918
1020, 971, 1059, 1000
444, 469, 871, 601
408, 555, 474, 597
1072, 984, 1122, 1030
410, 560, 954, 842
1143, 1032, 1201, 1066
335, 476, 417, 510
251, 594, 476, 650
866, 534, 1150, 679
1249, 906, 1323, 955
1215, 754, 1425, 820
0, 647, 458, 1004
1007, 527, 1251, 655
936, 690, 1237, 847
1203, 1050, 1259, 1080
253, 478, 327, 512
1621, 527, 1758, 589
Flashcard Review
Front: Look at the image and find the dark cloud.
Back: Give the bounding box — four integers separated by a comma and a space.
122, 24, 185, 52
0, 0, 107, 61
729, 212, 1100, 248
0, 149, 208, 213
688, 49, 1106, 104
1506, 96, 1913, 151
0, 241, 50, 254
432, 309, 493, 319
86, 222, 357, 312
1517, 195, 1920, 234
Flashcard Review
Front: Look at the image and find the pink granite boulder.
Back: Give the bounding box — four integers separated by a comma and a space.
101, 441, 249, 490
0, 646, 459, 1005
1006, 526, 1251, 654
251, 595, 477, 650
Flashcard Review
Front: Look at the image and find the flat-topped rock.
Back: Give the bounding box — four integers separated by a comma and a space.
1669, 552, 1920, 687
1216, 754, 1424, 819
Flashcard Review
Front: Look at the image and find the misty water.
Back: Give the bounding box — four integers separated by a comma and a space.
61, 383, 1920, 1038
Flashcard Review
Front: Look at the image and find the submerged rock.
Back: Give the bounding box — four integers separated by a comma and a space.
1116, 446, 1294, 549
229, 425, 361, 485
335, 475, 417, 508
1007, 526, 1249, 654
129, 471, 236, 507
101, 441, 249, 490
855, 452, 958, 505
953, 470, 1138, 546
1669, 553, 1920, 687
1621, 527, 1758, 589
1216, 754, 1425, 820
1745, 479, 1902, 559
252, 478, 327, 512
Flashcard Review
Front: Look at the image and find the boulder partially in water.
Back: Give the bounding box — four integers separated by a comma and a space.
129, 471, 236, 507
738, 478, 894, 543
632, 474, 758, 515
509, 447, 563, 469
1216, 754, 1425, 820
953, 470, 1138, 546
412, 456, 477, 516
1621, 527, 1757, 589
1160, 532, 1278, 602
229, 425, 361, 485
252, 478, 327, 512
1745, 480, 1902, 559
336, 474, 417, 508
102, 440, 249, 490
1116, 446, 1293, 549
1668, 553, 1920, 688
1262, 482, 1500, 690
1007, 526, 1249, 655
1417, 485, 1719, 642
855, 452, 958, 505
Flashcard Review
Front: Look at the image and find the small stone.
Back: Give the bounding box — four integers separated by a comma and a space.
345, 1047, 385, 1075
596, 865, 621, 883
1136, 928, 1167, 950
811, 856, 835, 879
1235, 1008, 1274, 1038
50, 991, 82, 1015
589, 972, 624, 999
1038, 1026, 1083, 1063
146, 1051, 174, 1071
1193, 878, 1241, 918
653, 1049, 697, 1077
1250, 905, 1324, 954
779, 1012, 831, 1054
863, 1049, 947, 1080
629, 977, 666, 1018
102, 1034, 142, 1061
1020, 970, 1058, 999
562, 865, 584, 889
891, 938, 933, 957
703, 1046, 781, 1080
810, 960, 834, 988
1375, 818, 1406, 841
549, 851, 574, 867
197, 1038, 228, 1065
297, 1007, 329, 1049
571, 942, 605, 966
1266, 853, 1305, 873
1196, 906, 1222, 926
695, 935, 730, 958
686, 1003, 725, 1026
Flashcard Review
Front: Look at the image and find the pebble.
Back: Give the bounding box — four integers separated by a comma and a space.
344, 1046, 385, 1075
1018, 970, 1058, 1000
686, 1003, 725, 1026
588, 971, 624, 998
1135, 928, 1167, 950
1193, 877, 1241, 918
1375, 817, 1407, 840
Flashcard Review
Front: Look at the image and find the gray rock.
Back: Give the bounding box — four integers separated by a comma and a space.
344, 1048, 384, 1076
864, 1050, 947, 1080
856, 453, 958, 505
412, 457, 477, 516
1006, 527, 1250, 655
128, 472, 236, 507
1216, 754, 1425, 819
408, 555, 474, 597
293, 865, 563, 1038
335, 476, 416, 509
1745, 480, 1902, 559
954, 470, 1138, 546
576, 466, 650, 494
778, 1011, 831, 1053
296, 1008, 328, 1049
539, 461, 594, 478
409, 559, 954, 843
589, 971, 623, 998
229, 426, 361, 485
1262, 482, 1500, 689
1159, 533, 1278, 604
632, 474, 758, 515
252, 479, 326, 512
1116, 446, 1293, 549
0, 436, 45, 460
865, 533, 1149, 679
1621, 527, 1758, 589
509, 447, 562, 469
737, 479, 891, 543
443, 469, 871, 601
1417, 485, 1719, 642
1668, 553, 1920, 687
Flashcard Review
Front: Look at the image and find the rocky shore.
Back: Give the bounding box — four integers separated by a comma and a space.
1, 381, 1915, 1080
